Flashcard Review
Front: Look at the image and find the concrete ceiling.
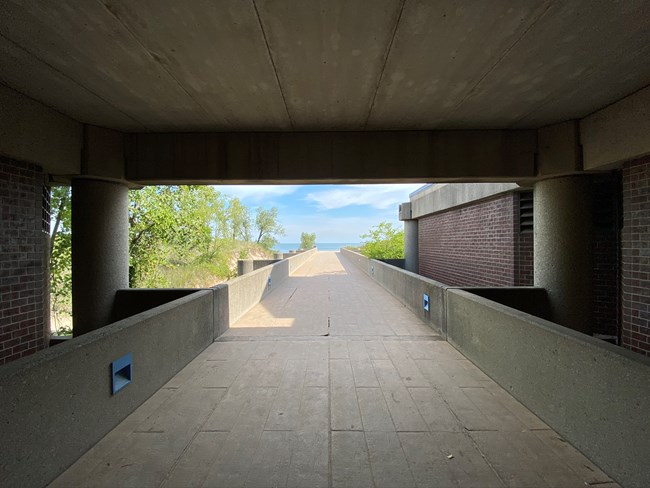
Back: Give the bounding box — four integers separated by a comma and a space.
0, 0, 648, 132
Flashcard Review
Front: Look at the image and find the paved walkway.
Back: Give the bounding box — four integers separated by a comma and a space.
52, 252, 618, 488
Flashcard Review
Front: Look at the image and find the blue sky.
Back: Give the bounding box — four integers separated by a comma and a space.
214, 184, 424, 243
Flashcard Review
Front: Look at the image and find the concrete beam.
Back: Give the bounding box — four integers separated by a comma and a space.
124, 130, 537, 184
581, 85, 650, 170
0, 83, 81, 175
537, 120, 582, 177
81, 125, 127, 183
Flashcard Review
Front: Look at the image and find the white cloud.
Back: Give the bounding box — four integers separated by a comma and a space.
213, 185, 300, 203
304, 184, 422, 210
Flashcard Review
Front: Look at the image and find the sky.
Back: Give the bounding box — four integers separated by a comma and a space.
214, 184, 425, 243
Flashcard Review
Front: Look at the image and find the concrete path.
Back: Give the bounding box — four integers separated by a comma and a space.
51, 252, 619, 488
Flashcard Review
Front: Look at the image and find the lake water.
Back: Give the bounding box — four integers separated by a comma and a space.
275, 242, 361, 253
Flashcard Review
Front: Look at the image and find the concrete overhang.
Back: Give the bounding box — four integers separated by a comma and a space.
408, 182, 522, 219
0, 1, 648, 133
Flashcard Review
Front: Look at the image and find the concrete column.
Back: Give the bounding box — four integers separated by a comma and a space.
72, 179, 129, 336
404, 219, 419, 273
534, 176, 593, 334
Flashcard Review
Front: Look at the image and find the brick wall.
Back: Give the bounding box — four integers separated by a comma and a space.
591, 174, 620, 339
0, 157, 48, 365
418, 192, 533, 287
621, 156, 650, 356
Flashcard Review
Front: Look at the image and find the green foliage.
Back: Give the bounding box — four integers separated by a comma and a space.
226, 198, 252, 241
300, 232, 317, 249
49, 185, 283, 327
359, 221, 404, 259
49, 186, 72, 334
128, 187, 285, 286
254, 207, 285, 250
129, 186, 219, 287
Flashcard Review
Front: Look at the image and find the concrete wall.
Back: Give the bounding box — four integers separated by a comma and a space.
0, 289, 214, 488
225, 248, 316, 326
446, 289, 650, 488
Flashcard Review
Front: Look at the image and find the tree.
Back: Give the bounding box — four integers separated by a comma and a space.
129, 186, 220, 286
300, 232, 316, 249
227, 197, 252, 242
254, 207, 285, 250
49, 186, 72, 331
359, 221, 404, 259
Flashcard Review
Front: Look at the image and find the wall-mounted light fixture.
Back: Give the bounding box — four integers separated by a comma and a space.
111, 353, 132, 395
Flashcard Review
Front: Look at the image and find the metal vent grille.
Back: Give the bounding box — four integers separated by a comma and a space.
42, 185, 51, 234
519, 191, 533, 233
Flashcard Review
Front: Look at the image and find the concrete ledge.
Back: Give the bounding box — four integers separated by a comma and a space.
447, 289, 650, 488
225, 248, 317, 326
0, 290, 214, 488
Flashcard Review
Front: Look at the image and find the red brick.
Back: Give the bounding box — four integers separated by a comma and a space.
418, 193, 531, 287
0, 157, 47, 366
622, 156, 650, 356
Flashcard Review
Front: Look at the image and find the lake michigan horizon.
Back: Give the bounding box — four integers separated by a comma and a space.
274, 242, 361, 253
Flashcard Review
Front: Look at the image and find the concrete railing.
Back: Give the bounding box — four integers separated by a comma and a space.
0, 290, 214, 488
225, 247, 317, 326
0, 247, 314, 487
340, 248, 551, 337
340, 247, 650, 486
447, 289, 650, 488
341, 247, 448, 335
